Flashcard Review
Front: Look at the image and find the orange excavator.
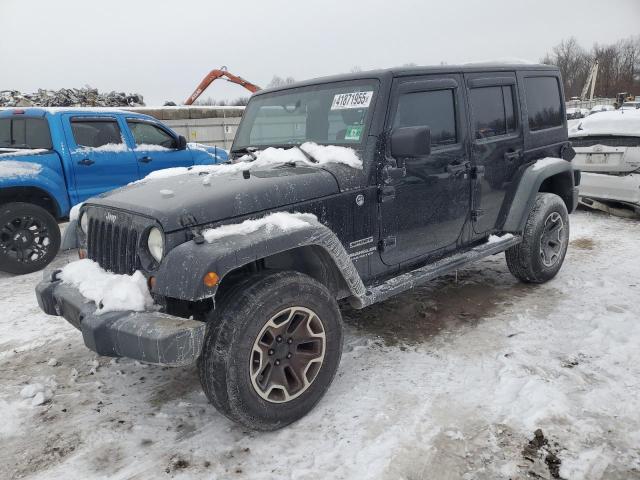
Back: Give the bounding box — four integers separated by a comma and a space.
184, 66, 261, 105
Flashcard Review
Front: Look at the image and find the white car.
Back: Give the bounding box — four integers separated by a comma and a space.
570, 109, 640, 216
588, 104, 615, 116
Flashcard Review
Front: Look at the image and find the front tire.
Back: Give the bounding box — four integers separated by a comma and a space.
199, 271, 343, 430
0, 202, 60, 275
505, 193, 569, 283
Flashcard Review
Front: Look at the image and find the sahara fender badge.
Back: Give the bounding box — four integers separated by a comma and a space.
355, 194, 365, 206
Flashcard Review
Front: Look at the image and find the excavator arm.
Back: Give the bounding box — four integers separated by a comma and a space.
184, 66, 261, 105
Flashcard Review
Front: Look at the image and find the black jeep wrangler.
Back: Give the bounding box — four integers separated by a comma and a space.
36, 64, 578, 430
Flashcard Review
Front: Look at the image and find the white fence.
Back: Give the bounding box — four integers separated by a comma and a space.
126, 106, 244, 150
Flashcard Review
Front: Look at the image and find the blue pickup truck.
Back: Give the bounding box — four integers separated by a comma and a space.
0, 108, 228, 274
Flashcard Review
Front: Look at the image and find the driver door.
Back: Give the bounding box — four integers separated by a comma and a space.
125, 119, 193, 177
379, 75, 472, 266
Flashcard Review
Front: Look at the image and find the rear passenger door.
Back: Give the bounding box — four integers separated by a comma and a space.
466, 73, 523, 234
125, 119, 193, 177
62, 115, 140, 201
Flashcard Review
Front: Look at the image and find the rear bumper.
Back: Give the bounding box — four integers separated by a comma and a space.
578, 172, 640, 207
35, 271, 205, 367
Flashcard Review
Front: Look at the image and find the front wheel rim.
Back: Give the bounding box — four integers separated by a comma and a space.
539, 211, 565, 267
250, 306, 326, 403
0, 214, 52, 264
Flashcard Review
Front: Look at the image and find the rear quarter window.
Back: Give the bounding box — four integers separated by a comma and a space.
0, 117, 53, 149
524, 77, 563, 131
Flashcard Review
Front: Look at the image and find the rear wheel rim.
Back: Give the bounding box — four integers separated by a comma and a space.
539, 211, 565, 267
0, 214, 52, 264
250, 306, 326, 403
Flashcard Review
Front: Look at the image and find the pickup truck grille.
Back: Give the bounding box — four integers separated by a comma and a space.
87, 217, 141, 275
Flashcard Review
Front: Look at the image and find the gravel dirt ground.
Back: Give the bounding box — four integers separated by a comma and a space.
1, 209, 639, 480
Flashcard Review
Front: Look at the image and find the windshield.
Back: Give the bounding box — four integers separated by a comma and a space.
0, 117, 53, 150
233, 80, 378, 152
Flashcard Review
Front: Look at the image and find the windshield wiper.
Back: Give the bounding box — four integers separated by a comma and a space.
231, 146, 259, 161
295, 145, 318, 163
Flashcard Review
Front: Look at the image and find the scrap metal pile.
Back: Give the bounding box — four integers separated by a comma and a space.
0, 87, 145, 107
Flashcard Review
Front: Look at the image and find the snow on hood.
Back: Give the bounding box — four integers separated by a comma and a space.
202, 211, 317, 243
569, 109, 640, 138
0, 148, 49, 158
0, 160, 43, 178
58, 259, 154, 314
141, 142, 361, 184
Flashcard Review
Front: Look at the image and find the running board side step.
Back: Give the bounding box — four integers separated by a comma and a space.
350, 235, 522, 309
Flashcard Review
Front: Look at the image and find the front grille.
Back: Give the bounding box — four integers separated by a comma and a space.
87, 217, 141, 274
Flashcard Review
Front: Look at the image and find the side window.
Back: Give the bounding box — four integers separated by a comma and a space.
524, 77, 563, 131
71, 119, 123, 148
469, 85, 517, 140
127, 121, 176, 148
393, 89, 457, 146
0, 118, 52, 149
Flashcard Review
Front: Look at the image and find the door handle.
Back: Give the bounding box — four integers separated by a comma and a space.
446, 162, 468, 175
78, 158, 95, 166
139, 156, 153, 163
504, 150, 522, 162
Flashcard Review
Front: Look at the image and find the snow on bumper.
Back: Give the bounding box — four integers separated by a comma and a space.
35, 272, 205, 367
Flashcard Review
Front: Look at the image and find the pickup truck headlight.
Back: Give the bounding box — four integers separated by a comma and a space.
147, 227, 164, 262
79, 212, 89, 234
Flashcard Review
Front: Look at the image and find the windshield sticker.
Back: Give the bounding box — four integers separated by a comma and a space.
344, 125, 363, 141
331, 91, 373, 110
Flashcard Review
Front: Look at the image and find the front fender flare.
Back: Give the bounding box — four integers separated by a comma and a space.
502, 158, 576, 232
153, 219, 366, 302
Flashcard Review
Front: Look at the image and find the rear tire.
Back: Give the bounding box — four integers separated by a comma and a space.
505, 193, 569, 283
0, 202, 60, 275
199, 271, 343, 431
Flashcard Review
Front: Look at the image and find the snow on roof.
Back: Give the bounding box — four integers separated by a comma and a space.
569, 109, 640, 138
202, 212, 317, 243
0, 160, 43, 177
140, 142, 361, 184
58, 259, 154, 314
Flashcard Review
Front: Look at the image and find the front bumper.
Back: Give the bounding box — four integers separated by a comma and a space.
35, 272, 205, 367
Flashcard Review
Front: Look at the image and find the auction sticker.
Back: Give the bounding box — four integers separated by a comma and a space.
331, 91, 373, 110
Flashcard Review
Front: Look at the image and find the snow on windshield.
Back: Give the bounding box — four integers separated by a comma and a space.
138, 142, 361, 184
58, 259, 154, 314
202, 211, 317, 243
0, 160, 43, 177
569, 109, 640, 137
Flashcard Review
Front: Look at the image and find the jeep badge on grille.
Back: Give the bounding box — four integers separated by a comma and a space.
105, 213, 117, 223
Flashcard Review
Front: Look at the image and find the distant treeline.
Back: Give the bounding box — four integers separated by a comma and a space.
542, 36, 640, 98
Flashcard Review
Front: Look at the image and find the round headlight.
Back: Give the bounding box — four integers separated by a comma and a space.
147, 227, 164, 262
79, 212, 89, 234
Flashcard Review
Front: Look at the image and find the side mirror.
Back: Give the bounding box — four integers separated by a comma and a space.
390, 126, 431, 158
176, 135, 187, 150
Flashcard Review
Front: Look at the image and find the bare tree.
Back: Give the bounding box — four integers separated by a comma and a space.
543, 36, 640, 98
267, 75, 296, 88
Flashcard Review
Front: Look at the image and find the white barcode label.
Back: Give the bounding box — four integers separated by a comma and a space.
331, 91, 373, 110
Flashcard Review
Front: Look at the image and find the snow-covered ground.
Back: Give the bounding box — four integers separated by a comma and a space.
1, 210, 639, 480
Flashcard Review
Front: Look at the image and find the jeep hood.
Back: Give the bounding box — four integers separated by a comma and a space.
88, 165, 339, 231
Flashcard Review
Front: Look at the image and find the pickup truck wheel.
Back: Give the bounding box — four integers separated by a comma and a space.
0, 202, 60, 275
505, 193, 569, 283
198, 271, 343, 431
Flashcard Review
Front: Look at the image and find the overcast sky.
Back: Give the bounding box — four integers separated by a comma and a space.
2, 0, 639, 106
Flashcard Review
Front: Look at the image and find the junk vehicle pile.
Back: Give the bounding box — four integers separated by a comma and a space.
36, 63, 579, 431
0, 88, 145, 108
